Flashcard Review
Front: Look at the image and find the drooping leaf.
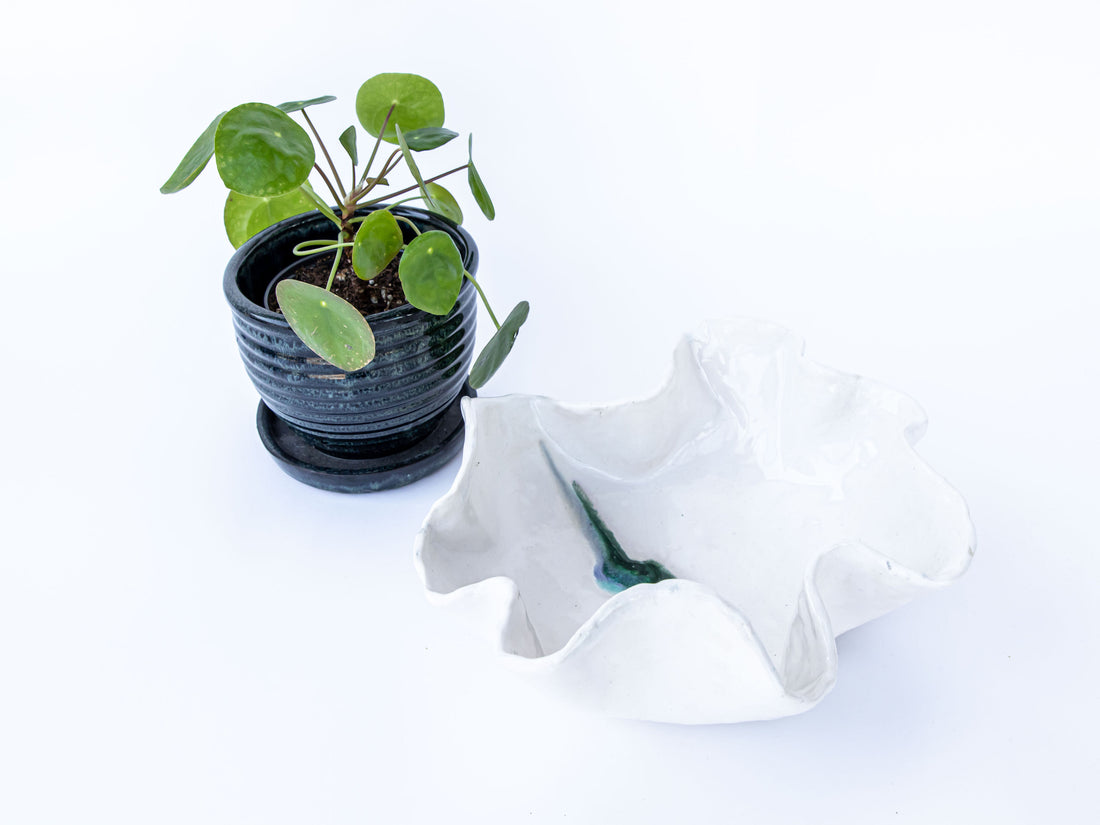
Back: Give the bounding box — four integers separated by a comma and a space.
159, 111, 226, 194
356, 73, 445, 144
395, 123, 434, 209
339, 125, 358, 165
275, 279, 376, 371
215, 103, 315, 197
469, 301, 529, 388
467, 135, 495, 220
398, 231, 464, 315
224, 189, 317, 248
352, 210, 403, 280
402, 127, 458, 151
424, 183, 463, 224
276, 95, 337, 114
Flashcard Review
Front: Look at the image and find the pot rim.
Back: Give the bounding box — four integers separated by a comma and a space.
223, 203, 479, 324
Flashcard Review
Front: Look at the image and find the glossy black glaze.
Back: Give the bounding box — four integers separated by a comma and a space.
224, 206, 478, 492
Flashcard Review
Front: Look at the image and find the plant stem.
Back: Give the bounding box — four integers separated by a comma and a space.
302, 109, 346, 200
325, 231, 348, 292
380, 149, 404, 177
361, 164, 469, 207
314, 164, 342, 206
299, 183, 340, 226
293, 238, 351, 256
358, 104, 395, 190
393, 215, 423, 237
351, 149, 402, 202
464, 271, 500, 330
293, 242, 352, 256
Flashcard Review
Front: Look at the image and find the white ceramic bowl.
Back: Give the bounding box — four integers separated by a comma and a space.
415, 320, 975, 724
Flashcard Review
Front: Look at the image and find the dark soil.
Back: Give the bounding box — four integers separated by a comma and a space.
267, 250, 407, 315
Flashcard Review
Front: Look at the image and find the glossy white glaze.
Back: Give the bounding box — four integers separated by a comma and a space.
415, 320, 975, 723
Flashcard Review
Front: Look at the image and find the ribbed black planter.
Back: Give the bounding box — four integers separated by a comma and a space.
224, 206, 478, 493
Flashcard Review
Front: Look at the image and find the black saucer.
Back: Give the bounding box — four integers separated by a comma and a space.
255, 384, 475, 493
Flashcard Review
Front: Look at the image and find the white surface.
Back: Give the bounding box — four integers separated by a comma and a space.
1, 0, 1097, 821
417, 321, 975, 723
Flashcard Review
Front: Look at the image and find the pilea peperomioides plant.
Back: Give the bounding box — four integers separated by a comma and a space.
161, 72, 527, 388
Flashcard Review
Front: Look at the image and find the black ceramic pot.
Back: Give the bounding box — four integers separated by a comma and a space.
224, 205, 478, 493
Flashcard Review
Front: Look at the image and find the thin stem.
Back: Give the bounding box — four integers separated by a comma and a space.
350, 149, 402, 202
325, 231, 348, 292
361, 163, 469, 207
393, 214, 423, 237
301, 109, 346, 199
313, 164, 342, 206
295, 238, 340, 249
293, 242, 352, 256
464, 271, 500, 330
293, 238, 350, 256
346, 175, 386, 203
358, 104, 395, 189
299, 183, 340, 226
380, 149, 404, 179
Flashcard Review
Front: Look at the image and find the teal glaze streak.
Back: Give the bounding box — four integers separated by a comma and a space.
572, 481, 676, 593
539, 442, 676, 593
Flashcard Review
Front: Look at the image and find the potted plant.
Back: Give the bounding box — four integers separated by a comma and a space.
161, 73, 528, 492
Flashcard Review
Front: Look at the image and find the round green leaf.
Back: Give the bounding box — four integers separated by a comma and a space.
160, 111, 225, 194
215, 103, 315, 197
467, 135, 495, 220
275, 279, 376, 371
398, 231, 464, 315
424, 183, 463, 225
223, 189, 316, 249
356, 73, 445, 144
276, 95, 337, 114
352, 210, 403, 280
469, 301, 529, 389
402, 127, 458, 151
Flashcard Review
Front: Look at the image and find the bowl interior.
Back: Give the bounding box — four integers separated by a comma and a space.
419, 323, 975, 660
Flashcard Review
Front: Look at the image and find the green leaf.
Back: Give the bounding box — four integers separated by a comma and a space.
215, 103, 315, 197
395, 123, 434, 209
356, 73, 445, 145
276, 95, 337, 114
398, 231, 464, 315
352, 210, 403, 280
275, 279, 376, 371
423, 182, 463, 224
467, 135, 495, 220
469, 301, 529, 389
224, 189, 317, 248
402, 127, 458, 151
339, 125, 358, 165
159, 111, 226, 194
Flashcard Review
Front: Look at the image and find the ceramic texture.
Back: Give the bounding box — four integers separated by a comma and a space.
224, 206, 478, 492
415, 320, 976, 724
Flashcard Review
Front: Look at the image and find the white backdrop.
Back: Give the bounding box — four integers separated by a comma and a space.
2, 1, 1098, 822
